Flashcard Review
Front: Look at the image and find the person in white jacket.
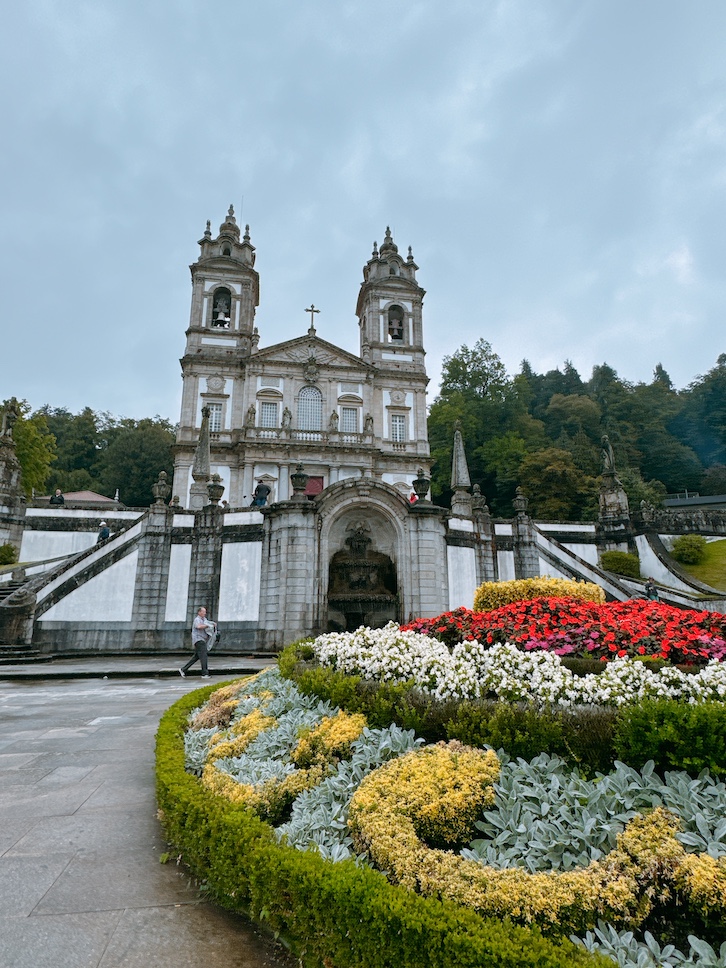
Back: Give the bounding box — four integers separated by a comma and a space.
179, 606, 216, 678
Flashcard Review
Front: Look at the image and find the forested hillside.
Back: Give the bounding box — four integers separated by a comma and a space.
3, 401, 175, 508
6, 346, 726, 518
428, 342, 726, 520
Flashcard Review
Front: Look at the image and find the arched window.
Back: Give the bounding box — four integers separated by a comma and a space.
222, 245, 231, 256
297, 386, 323, 431
388, 304, 404, 341
212, 287, 232, 327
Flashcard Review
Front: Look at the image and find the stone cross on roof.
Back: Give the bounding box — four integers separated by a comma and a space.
305, 304, 320, 336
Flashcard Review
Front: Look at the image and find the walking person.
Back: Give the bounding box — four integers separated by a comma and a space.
180, 606, 216, 678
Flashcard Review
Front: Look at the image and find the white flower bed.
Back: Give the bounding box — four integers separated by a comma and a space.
311, 624, 726, 706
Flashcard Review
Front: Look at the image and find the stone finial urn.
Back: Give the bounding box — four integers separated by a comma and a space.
513, 486, 528, 515
290, 464, 309, 501
411, 468, 430, 501
207, 473, 225, 506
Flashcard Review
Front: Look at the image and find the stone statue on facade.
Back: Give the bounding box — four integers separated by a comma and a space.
601, 435, 616, 477
0, 399, 20, 439
281, 407, 292, 429
328, 411, 339, 432
363, 412, 374, 435
245, 405, 256, 428
598, 434, 630, 525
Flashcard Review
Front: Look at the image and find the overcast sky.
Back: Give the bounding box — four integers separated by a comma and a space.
2, 1, 726, 421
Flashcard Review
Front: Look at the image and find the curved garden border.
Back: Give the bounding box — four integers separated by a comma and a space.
155, 682, 606, 968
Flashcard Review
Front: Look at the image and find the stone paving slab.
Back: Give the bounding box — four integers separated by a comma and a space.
0, 655, 276, 681
0, 911, 123, 968
0, 676, 294, 968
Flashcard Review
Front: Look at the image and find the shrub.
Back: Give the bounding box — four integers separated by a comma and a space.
280, 642, 726, 777
280, 644, 618, 775
0, 543, 17, 566
671, 534, 708, 565
600, 550, 640, 579
156, 685, 605, 968
473, 578, 605, 612
614, 700, 726, 776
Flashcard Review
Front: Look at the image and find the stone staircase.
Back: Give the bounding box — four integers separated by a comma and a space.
0, 578, 27, 604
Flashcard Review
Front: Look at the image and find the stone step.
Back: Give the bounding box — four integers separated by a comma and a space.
0, 647, 42, 662
0, 579, 28, 603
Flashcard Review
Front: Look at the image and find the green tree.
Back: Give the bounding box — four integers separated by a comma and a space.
427, 340, 516, 505
701, 464, 726, 495
518, 359, 584, 422
437, 339, 508, 399
617, 467, 667, 510
39, 406, 104, 493
518, 448, 599, 520
674, 354, 726, 466
627, 378, 701, 493
2, 399, 56, 496
95, 417, 176, 507
545, 394, 602, 440
476, 433, 528, 516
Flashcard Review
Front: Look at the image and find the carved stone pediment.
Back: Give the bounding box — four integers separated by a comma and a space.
252, 335, 365, 371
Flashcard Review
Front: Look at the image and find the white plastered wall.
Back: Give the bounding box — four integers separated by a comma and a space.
41, 550, 139, 622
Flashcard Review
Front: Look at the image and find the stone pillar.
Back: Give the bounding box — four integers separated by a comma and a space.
131, 502, 174, 644
450, 424, 473, 519
512, 487, 539, 579
472, 486, 497, 583
187, 504, 225, 624
258, 499, 318, 648
189, 406, 212, 510
597, 434, 633, 548
407, 502, 449, 619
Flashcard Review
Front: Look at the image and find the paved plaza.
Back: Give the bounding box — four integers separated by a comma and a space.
0, 671, 293, 968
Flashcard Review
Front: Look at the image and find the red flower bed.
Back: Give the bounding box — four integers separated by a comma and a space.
402, 599, 726, 665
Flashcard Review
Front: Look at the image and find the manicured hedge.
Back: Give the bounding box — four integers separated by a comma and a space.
279, 645, 726, 777
615, 698, 726, 775
155, 683, 607, 968
600, 550, 640, 579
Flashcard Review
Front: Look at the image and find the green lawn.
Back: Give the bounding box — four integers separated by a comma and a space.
679, 538, 726, 591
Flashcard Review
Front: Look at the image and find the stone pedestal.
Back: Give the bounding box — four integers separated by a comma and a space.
598, 474, 633, 549
512, 488, 539, 579
258, 501, 318, 648
132, 503, 174, 638
187, 505, 224, 622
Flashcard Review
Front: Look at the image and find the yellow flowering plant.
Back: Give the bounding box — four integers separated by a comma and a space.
349, 743, 726, 936
473, 577, 605, 613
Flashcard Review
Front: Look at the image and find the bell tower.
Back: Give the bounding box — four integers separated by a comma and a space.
184, 205, 260, 358
174, 207, 261, 505
355, 227, 426, 373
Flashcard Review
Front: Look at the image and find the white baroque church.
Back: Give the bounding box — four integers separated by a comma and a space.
172, 207, 432, 508
5, 208, 668, 657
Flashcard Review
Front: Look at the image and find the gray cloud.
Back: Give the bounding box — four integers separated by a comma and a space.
2, 0, 726, 421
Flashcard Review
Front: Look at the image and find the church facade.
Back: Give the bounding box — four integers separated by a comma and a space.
10, 211, 708, 656
172, 208, 432, 509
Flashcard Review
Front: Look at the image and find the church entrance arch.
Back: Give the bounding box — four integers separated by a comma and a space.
325, 510, 399, 632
